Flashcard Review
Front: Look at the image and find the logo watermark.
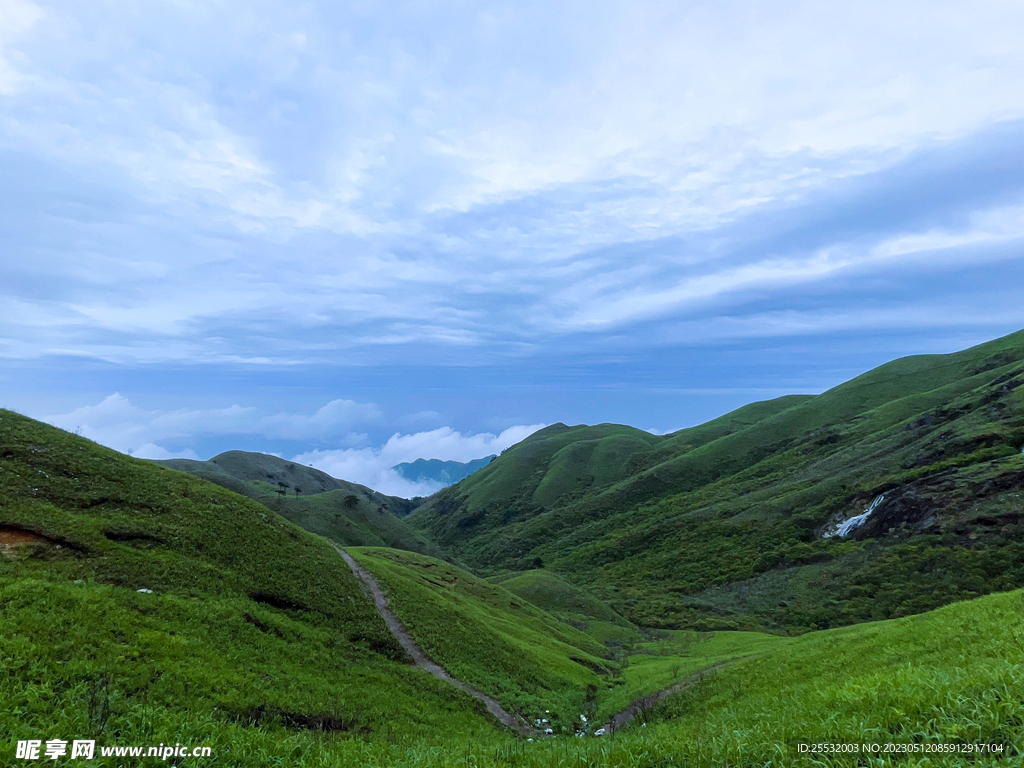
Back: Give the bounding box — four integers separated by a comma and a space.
15, 739, 212, 761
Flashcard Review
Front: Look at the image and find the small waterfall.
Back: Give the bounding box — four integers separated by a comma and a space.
827, 493, 886, 538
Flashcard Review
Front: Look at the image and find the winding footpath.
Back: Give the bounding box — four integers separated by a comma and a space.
601, 660, 734, 733
335, 543, 736, 739
333, 545, 536, 736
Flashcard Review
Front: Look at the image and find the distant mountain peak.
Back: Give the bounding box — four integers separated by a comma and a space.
392, 456, 496, 487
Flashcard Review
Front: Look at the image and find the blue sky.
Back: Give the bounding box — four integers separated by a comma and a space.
2, 0, 1024, 495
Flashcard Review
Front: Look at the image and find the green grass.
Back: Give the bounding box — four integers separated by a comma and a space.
0, 410, 503, 765
619, 588, 1024, 766
265, 490, 445, 557
0, 577, 499, 760
491, 569, 641, 646
593, 629, 788, 722
349, 548, 616, 727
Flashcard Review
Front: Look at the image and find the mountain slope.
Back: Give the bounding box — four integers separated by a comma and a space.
349, 548, 616, 721
0, 409, 508, 762
490, 569, 640, 645
4, 408, 1023, 765
409, 329, 1024, 631
157, 450, 444, 556
159, 449, 414, 512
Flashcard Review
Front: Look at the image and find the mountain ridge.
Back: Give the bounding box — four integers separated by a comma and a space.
153, 449, 443, 556
392, 456, 496, 490
409, 329, 1024, 631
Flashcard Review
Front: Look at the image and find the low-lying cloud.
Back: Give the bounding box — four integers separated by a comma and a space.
44, 393, 544, 497
293, 424, 546, 497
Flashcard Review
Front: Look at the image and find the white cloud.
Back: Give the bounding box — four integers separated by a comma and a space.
42, 393, 544, 497
45, 393, 380, 455
292, 424, 546, 497
2, 0, 1023, 369
0, 0, 43, 95
130, 443, 200, 461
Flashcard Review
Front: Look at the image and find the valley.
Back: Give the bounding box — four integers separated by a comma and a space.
2, 330, 1024, 765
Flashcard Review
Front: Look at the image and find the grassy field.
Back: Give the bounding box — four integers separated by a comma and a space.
6, 574, 1017, 766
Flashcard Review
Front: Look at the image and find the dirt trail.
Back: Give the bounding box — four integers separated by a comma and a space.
602, 660, 734, 733
333, 545, 536, 736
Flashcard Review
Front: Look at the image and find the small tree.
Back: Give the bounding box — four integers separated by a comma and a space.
343, 494, 359, 510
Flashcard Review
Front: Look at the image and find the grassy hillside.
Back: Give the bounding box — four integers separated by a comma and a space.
3, 408, 1023, 766
162, 450, 413, 512
483, 588, 1024, 767
0, 410, 504, 764
349, 548, 616, 724
347, 549, 790, 735
491, 569, 640, 645
158, 451, 444, 556
410, 330, 1024, 631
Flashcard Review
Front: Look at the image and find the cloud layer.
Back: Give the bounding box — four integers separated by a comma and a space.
293, 424, 546, 497
44, 393, 543, 497
1, 0, 1022, 371
47, 393, 381, 454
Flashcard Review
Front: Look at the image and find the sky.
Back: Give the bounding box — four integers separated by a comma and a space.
2, 0, 1024, 496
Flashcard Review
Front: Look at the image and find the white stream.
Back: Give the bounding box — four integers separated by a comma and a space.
826, 493, 886, 538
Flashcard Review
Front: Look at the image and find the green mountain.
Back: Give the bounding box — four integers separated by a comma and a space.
156, 451, 443, 556
3, 405, 1023, 765
409, 330, 1024, 631
392, 456, 496, 490
0, 409, 506, 763
157, 449, 414, 512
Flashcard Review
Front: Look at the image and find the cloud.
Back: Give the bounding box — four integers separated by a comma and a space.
130, 443, 200, 461
45, 393, 380, 455
292, 424, 547, 497
42, 393, 544, 497
0, 0, 43, 95
2, 1, 1024, 370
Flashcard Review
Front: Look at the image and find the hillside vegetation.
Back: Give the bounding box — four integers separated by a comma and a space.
490, 569, 640, 645
158, 451, 443, 556
3, 405, 1024, 765
487, 587, 1024, 767
0, 411, 504, 763
349, 549, 615, 720
410, 330, 1024, 631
